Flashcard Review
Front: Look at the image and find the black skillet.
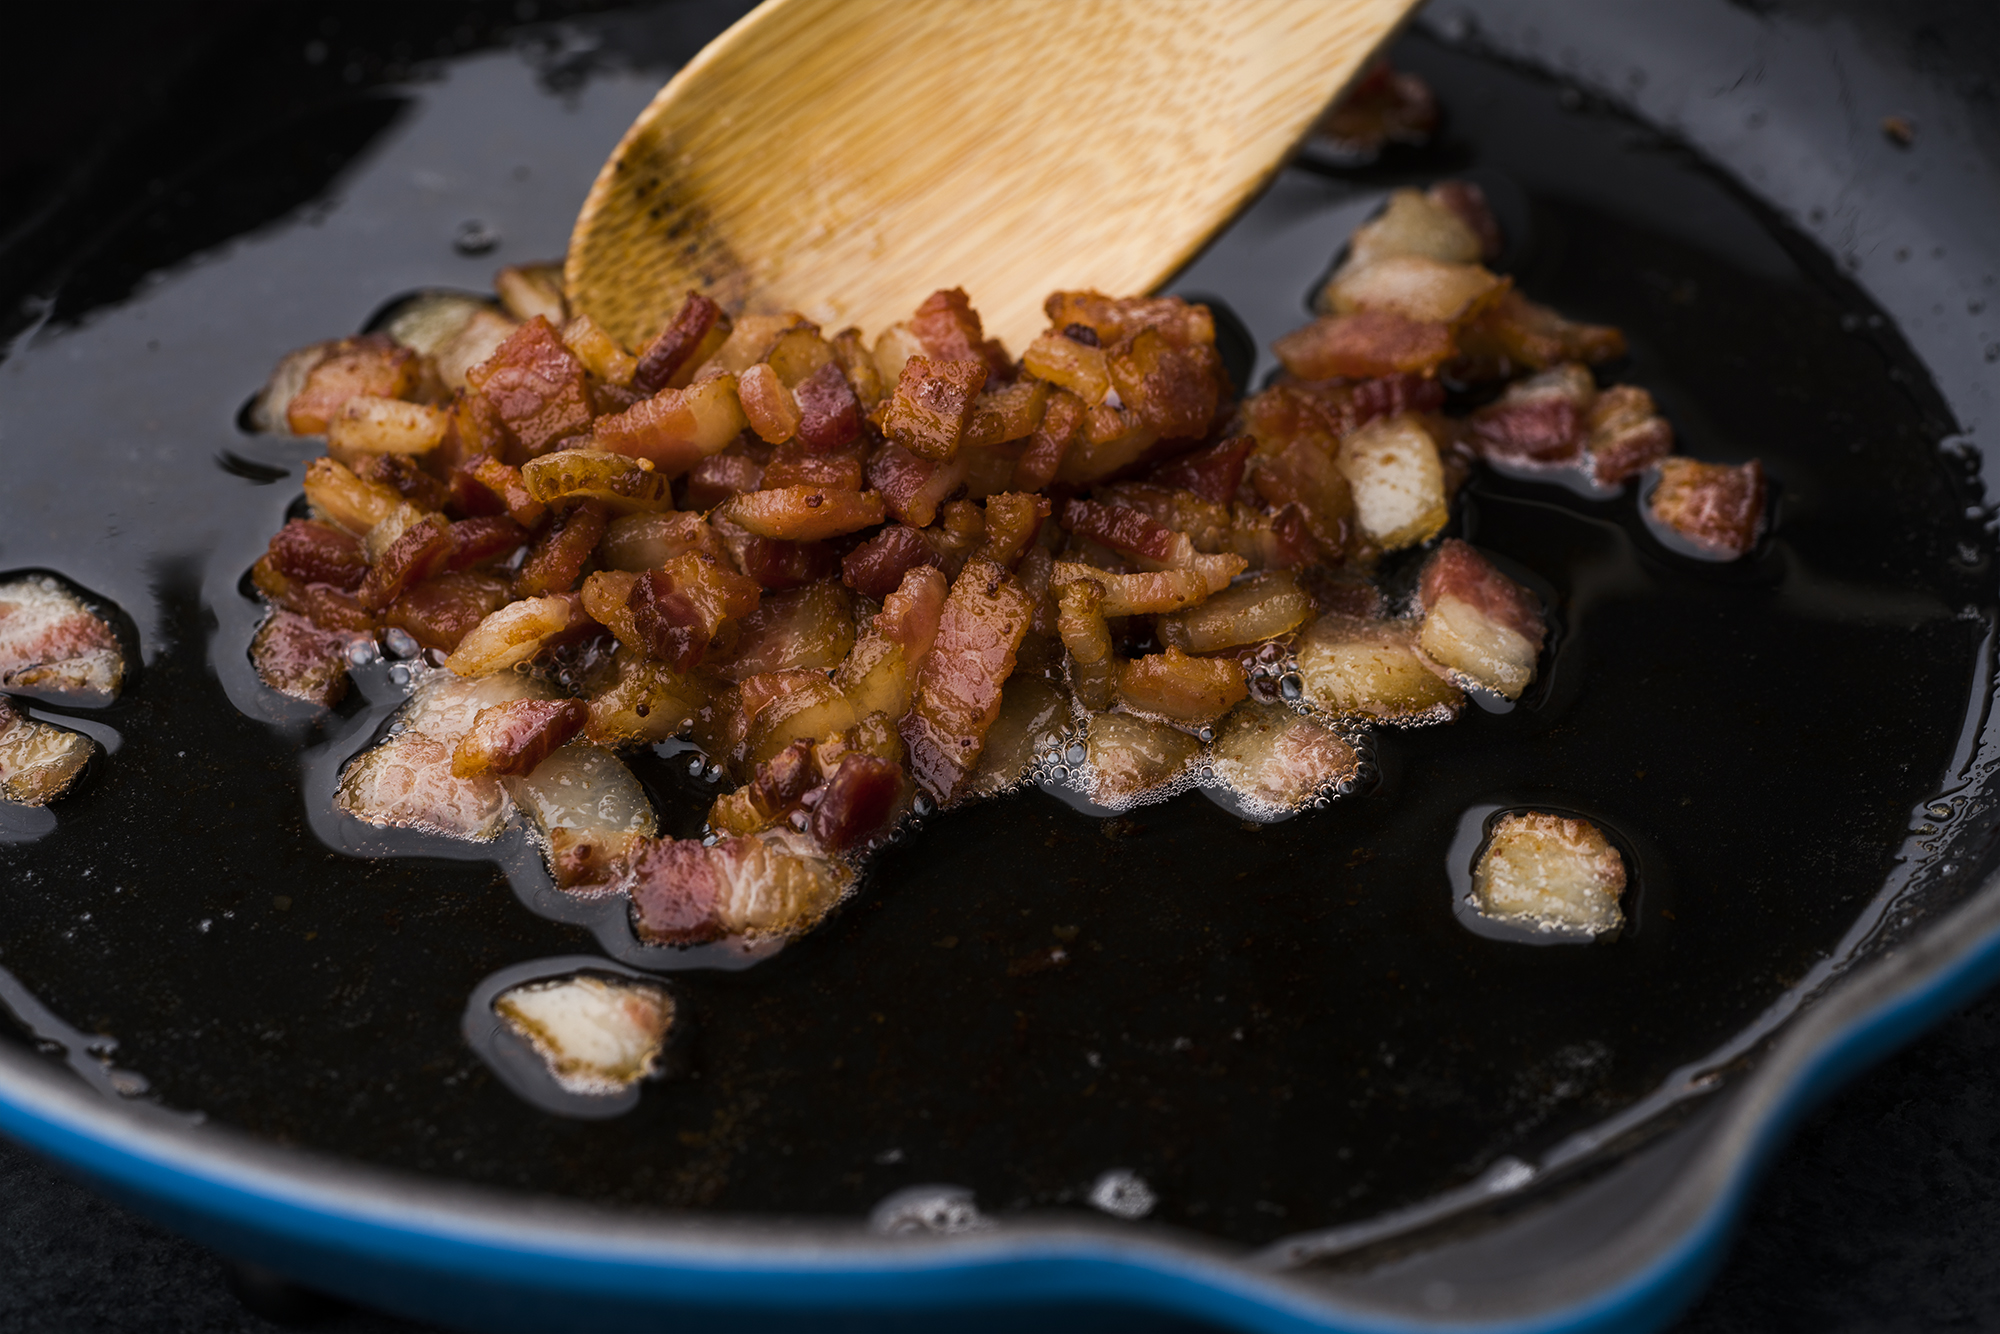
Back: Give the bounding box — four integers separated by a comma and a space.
1, 0, 1998, 1328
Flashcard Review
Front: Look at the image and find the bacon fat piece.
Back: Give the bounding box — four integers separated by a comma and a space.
900, 559, 1035, 803
0, 696, 94, 806
629, 833, 847, 946
0, 576, 125, 704
1649, 458, 1767, 559
1415, 540, 1546, 700
1474, 812, 1627, 935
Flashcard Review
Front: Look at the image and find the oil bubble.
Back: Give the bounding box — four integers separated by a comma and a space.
1278, 672, 1304, 702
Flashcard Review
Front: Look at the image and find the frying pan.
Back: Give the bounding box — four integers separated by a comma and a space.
1, 0, 1997, 1329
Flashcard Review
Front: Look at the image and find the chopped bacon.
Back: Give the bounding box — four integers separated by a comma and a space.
737, 362, 801, 443
589, 375, 748, 476
811, 753, 903, 852
1062, 498, 1180, 565
1250, 439, 1352, 555
1012, 389, 1086, 491
761, 440, 867, 492
1021, 332, 1111, 405
881, 356, 988, 460
251, 609, 358, 708
1295, 613, 1462, 723
1043, 292, 1214, 348
963, 379, 1050, 449
251, 558, 374, 633
441, 516, 526, 572
1416, 540, 1545, 699
683, 453, 765, 510
625, 553, 762, 671
717, 486, 887, 542
874, 564, 949, 669
444, 595, 580, 676
583, 645, 711, 746
1209, 701, 1358, 811
1650, 458, 1767, 559
1115, 646, 1248, 724
1273, 311, 1455, 381
513, 501, 609, 597
842, 524, 941, 599
1052, 562, 1211, 616
519, 448, 672, 514
710, 739, 819, 836
739, 537, 838, 591
1467, 363, 1594, 467
266, 519, 368, 591
1315, 59, 1438, 157
1158, 570, 1315, 654
867, 441, 969, 528
977, 492, 1052, 569
1429, 181, 1502, 262
1082, 710, 1203, 803
1107, 328, 1223, 439
793, 360, 864, 452
1146, 434, 1253, 506
900, 559, 1035, 803
351, 453, 449, 511
629, 833, 845, 944
598, 512, 730, 572
628, 839, 726, 943
1456, 289, 1626, 376
715, 580, 856, 681
458, 454, 547, 528
1586, 385, 1674, 486
0, 697, 94, 806
910, 287, 989, 364
1474, 812, 1627, 934
1335, 414, 1448, 552
634, 291, 731, 394
451, 698, 588, 779
1323, 256, 1508, 327
286, 335, 422, 435
384, 572, 512, 652
463, 316, 593, 456
356, 513, 453, 611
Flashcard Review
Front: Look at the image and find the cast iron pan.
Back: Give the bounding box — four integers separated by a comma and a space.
1, 0, 1998, 1328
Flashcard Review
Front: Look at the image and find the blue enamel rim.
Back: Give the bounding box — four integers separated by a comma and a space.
2, 863, 1996, 1333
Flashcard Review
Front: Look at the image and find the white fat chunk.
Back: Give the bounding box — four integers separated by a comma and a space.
0, 576, 124, 704
1209, 701, 1357, 812
507, 741, 658, 840
1336, 416, 1448, 551
1473, 812, 1627, 935
400, 669, 556, 746
335, 732, 510, 840
0, 708, 94, 806
1419, 595, 1539, 699
1295, 614, 1461, 724
495, 974, 674, 1094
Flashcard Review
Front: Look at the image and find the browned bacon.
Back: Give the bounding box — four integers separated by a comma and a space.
1649, 458, 1767, 559
1273, 311, 1455, 381
451, 698, 588, 778
464, 316, 593, 456
900, 560, 1033, 802
881, 356, 989, 460
633, 291, 731, 394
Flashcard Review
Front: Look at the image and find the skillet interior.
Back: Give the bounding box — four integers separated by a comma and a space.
0, 0, 1992, 1261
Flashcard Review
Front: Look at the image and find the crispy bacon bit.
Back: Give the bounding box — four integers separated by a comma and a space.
560, 313, 637, 387
442, 516, 526, 572
900, 560, 1034, 802
909, 287, 990, 364
1062, 498, 1179, 565
683, 453, 765, 510
584, 647, 710, 746
1055, 576, 1116, 711
626, 554, 761, 671
304, 457, 405, 536
460, 455, 547, 529
1456, 289, 1627, 376
711, 739, 820, 836
286, 335, 422, 435
1251, 439, 1352, 556
1343, 188, 1488, 273
793, 360, 864, 452
1274, 311, 1455, 381
520, 448, 672, 514
628, 839, 726, 943
812, 753, 904, 852
1116, 645, 1248, 724
327, 395, 448, 458
1323, 255, 1508, 327
977, 492, 1052, 569
1649, 458, 1768, 559
589, 375, 748, 476
514, 501, 609, 598
881, 356, 988, 460
353, 454, 449, 512
1044, 292, 1214, 349
494, 262, 567, 325
251, 558, 373, 633
718, 486, 886, 542
1107, 328, 1223, 439
737, 362, 800, 443
493, 973, 672, 1093
634, 292, 731, 394
630, 834, 845, 944
1586, 385, 1674, 486
840, 524, 938, 599
1022, 332, 1111, 405
1429, 181, 1503, 262
1468, 363, 1594, 467
1416, 540, 1545, 699
0, 697, 94, 806
963, 379, 1050, 450
761, 440, 866, 492
1012, 389, 1086, 492
384, 573, 512, 653
1295, 613, 1462, 723
1083, 711, 1202, 803
266, 520, 368, 591
1475, 812, 1627, 934
463, 316, 592, 456
867, 442, 969, 528
597, 512, 728, 572
451, 698, 588, 779
715, 580, 856, 681
1147, 434, 1253, 506
1052, 562, 1210, 616
251, 610, 358, 708
739, 537, 838, 591
356, 513, 453, 611
874, 564, 949, 670
444, 595, 578, 676
1209, 701, 1358, 811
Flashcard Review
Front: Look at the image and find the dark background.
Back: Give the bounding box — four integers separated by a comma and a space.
4, 1, 1999, 1330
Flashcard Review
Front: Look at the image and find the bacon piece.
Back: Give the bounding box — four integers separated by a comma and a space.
793, 360, 864, 452
709, 739, 820, 837
811, 753, 903, 852
873, 564, 949, 669
352, 453, 448, 512
1083, 711, 1202, 804
441, 516, 526, 572
900, 559, 1035, 802
597, 512, 730, 572
337, 732, 510, 841
841, 524, 940, 599
1415, 540, 1545, 699
328, 395, 449, 458
1456, 289, 1626, 375
0, 697, 94, 806
630, 834, 845, 944
628, 839, 727, 944
1250, 439, 1352, 556
1107, 328, 1223, 439
464, 316, 592, 456
1044, 292, 1214, 348
451, 698, 588, 778
626, 553, 761, 671
717, 486, 886, 542
1429, 181, 1502, 262
1012, 388, 1086, 491
459, 455, 547, 529
737, 362, 801, 444
356, 513, 453, 611
1273, 311, 1455, 381
909, 287, 990, 364
1209, 701, 1358, 812
286, 335, 422, 435
250, 610, 358, 709
583, 645, 712, 746
683, 453, 765, 510
977, 492, 1051, 569
1336, 414, 1448, 551
384, 573, 512, 652
869, 444, 967, 531
714, 580, 856, 681
1226, 502, 1321, 573
1022, 332, 1111, 405
1115, 645, 1247, 724
1323, 255, 1508, 327
1157, 570, 1314, 654
589, 375, 748, 476
881, 356, 988, 460
520, 448, 672, 514
739, 537, 838, 591
1586, 385, 1674, 486
560, 313, 637, 387
1055, 576, 1116, 711
1295, 613, 1462, 723
304, 457, 405, 536
1146, 434, 1253, 506
493, 973, 672, 1093
761, 440, 866, 492
1649, 458, 1768, 559
1468, 363, 1595, 467
514, 501, 609, 598
1051, 562, 1210, 616
1062, 499, 1179, 565
1315, 59, 1438, 157
1342, 188, 1487, 273
634, 292, 732, 394
250, 558, 374, 634
1474, 812, 1627, 935
962, 379, 1050, 449
443, 595, 579, 676
266, 520, 367, 591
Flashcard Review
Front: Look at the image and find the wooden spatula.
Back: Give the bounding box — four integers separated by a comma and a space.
566, 0, 1421, 354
